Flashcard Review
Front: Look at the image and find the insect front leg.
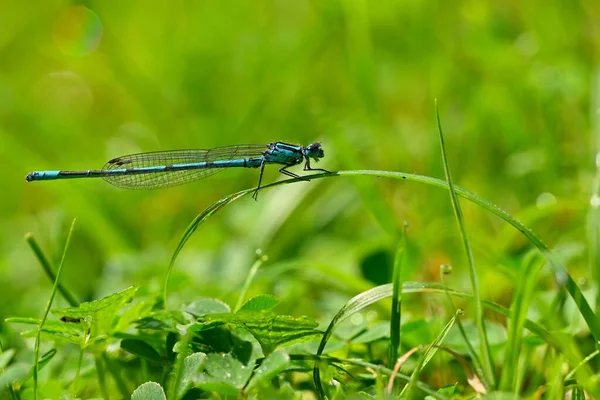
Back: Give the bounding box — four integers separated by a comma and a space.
280, 163, 310, 181
303, 157, 329, 173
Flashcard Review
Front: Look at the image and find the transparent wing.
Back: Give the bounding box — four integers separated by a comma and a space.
102, 145, 267, 189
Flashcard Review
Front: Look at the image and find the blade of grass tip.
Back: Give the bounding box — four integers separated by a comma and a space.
440, 265, 489, 389
435, 100, 495, 387
234, 251, 268, 312
24, 233, 79, 307
388, 227, 406, 369
33, 218, 77, 400
403, 309, 462, 398
160, 168, 599, 339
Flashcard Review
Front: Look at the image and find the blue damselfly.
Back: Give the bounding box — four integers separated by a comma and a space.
26, 142, 328, 200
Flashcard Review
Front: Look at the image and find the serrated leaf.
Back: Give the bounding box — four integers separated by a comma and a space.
175, 352, 206, 400
203, 312, 321, 354
121, 339, 162, 364
52, 286, 138, 337
131, 381, 166, 400
7, 318, 86, 344
238, 295, 279, 312
246, 348, 290, 392
184, 299, 230, 317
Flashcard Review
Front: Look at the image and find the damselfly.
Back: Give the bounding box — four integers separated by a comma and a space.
26, 142, 328, 200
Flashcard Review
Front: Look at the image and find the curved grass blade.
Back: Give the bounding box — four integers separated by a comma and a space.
33, 218, 76, 400
165, 170, 598, 342
311, 281, 592, 398
312, 284, 442, 398
291, 353, 448, 400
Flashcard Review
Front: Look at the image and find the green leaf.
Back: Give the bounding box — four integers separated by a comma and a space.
131, 381, 166, 400
0, 362, 29, 388
184, 298, 231, 317
0, 349, 15, 369
196, 352, 254, 391
438, 383, 457, 395
52, 286, 138, 338
34, 349, 56, 374
168, 169, 599, 345
120, 339, 162, 364
424, 383, 457, 399
175, 352, 206, 400
7, 318, 87, 344
190, 324, 253, 360
238, 295, 279, 312
353, 321, 390, 344
135, 309, 189, 331
444, 320, 507, 354
195, 381, 239, 396
203, 312, 321, 354
246, 348, 290, 392
404, 310, 462, 398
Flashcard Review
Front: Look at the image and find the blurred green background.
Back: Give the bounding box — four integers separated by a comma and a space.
1, 0, 599, 342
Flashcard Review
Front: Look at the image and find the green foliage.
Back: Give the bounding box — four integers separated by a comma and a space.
131, 382, 167, 400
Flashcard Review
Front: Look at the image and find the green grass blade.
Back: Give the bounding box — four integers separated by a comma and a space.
24, 233, 79, 307
440, 265, 488, 388
499, 250, 544, 392
403, 310, 462, 398
311, 281, 595, 397
234, 253, 268, 312
388, 235, 405, 369
312, 284, 398, 398
33, 218, 76, 400
164, 190, 248, 309
435, 102, 495, 387
292, 354, 448, 400
166, 170, 598, 340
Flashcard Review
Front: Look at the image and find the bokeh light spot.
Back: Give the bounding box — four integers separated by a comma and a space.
52, 6, 103, 56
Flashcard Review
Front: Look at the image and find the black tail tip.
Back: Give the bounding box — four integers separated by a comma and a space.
25, 173, 34, 182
